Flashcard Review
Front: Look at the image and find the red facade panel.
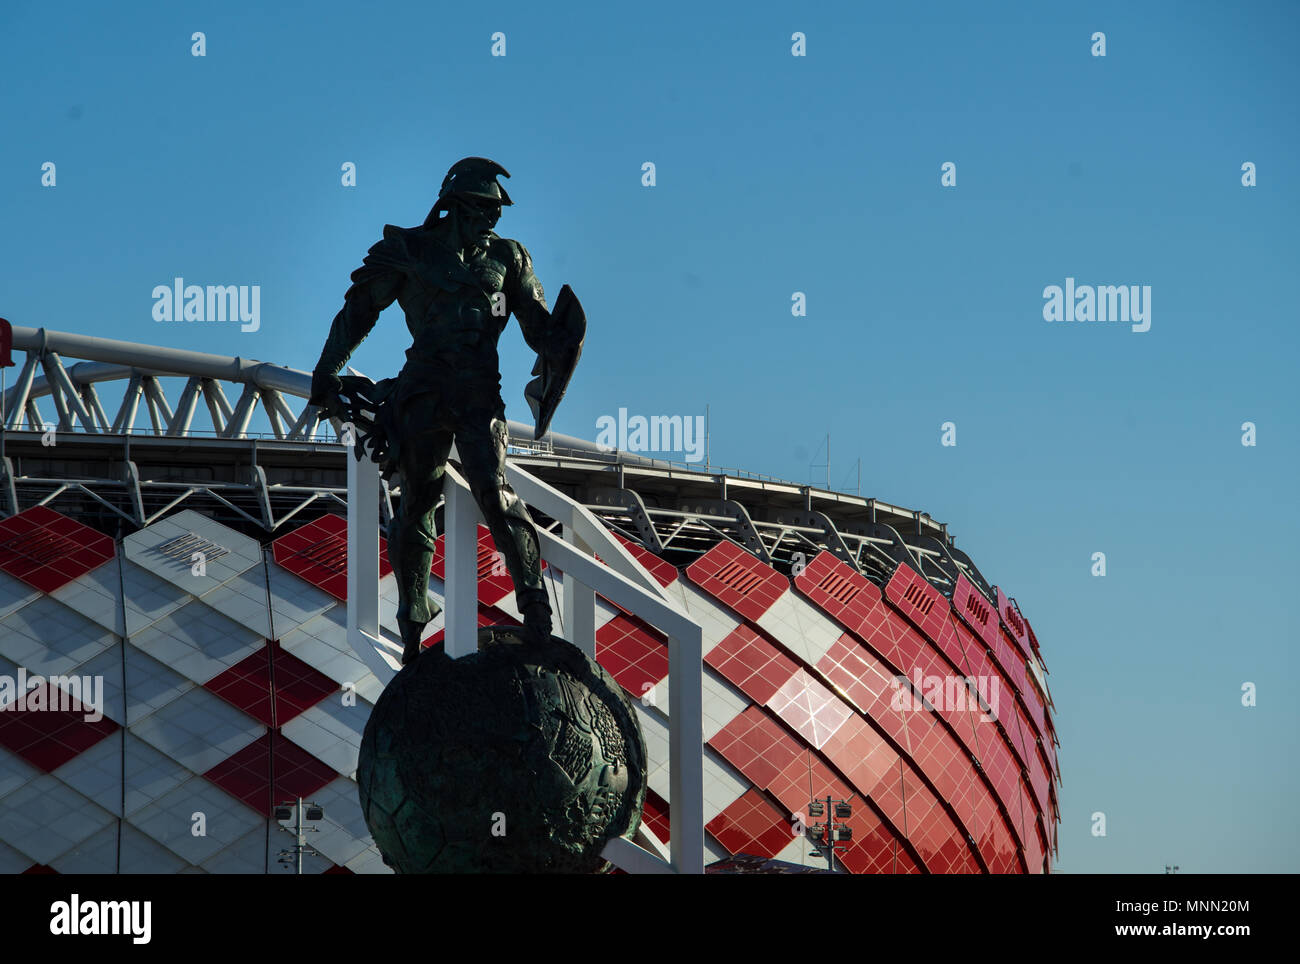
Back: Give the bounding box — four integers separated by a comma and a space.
883, 563, 951, 648
708, 701, 984, 874
814, 633, 1026, 861
0, 505, 115, 594
837, 805, 919, 874
795, 552, 1056, 871
708, 705, 806, 800
953, 574, 1002, 653
610, 533, 680, 589
429, 523, 538, 607
203, 642, 339, 727
272, 514, 392, 601
685, 540, 788, 624
897, 765, 981, 874
0, 682, 119, 772
203, 732, 339, 817
641, 789, 671, 844
594, 612, 669, 697
997, 587, 1033, 660
703, 612, 1009, 870
768, 668, 853, 751
706, 788, 794, 858
795, 550, 885, 634
705, 624, 799, 705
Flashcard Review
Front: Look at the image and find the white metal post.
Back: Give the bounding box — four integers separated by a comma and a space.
561, 529, 597, 659
346, 445, 400, 682
668, 630, 704, 873
536, 532, 705, 874
346, 448, 380, 646
443, 465, 480, 658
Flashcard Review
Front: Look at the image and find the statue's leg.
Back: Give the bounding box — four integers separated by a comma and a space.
391, 393, 454, 664
457, 413, 553, 643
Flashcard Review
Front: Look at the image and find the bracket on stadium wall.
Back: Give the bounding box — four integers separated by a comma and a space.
755, 505, 856, 570
0, 457, 15, 518
674, 497, 769, 563
585, 485, 664, 553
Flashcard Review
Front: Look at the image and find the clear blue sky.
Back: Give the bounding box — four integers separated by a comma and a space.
2, 0, 1296, 872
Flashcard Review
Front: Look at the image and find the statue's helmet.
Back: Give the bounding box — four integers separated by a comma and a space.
426, 157, 512, 224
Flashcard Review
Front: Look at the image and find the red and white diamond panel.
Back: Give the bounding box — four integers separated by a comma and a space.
0, 509, 397, 873
633, 536, 1056, 872
124, 509, 262, 598
272, 513, 392, 601
0, 499, 1056, 873
0, 506, 114, 594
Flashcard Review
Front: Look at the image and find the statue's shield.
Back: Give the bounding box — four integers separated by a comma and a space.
524, 284, 586, 440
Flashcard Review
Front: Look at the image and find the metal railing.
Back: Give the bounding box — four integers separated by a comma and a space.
345, 444, 706, 874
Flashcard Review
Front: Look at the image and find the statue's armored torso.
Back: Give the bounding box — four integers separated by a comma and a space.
356, 222, 540, 387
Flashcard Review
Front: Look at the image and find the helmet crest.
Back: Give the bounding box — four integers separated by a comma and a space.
426, 157, 512, 224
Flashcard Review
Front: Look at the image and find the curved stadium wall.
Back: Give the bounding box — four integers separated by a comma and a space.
0, 331, 1060, 874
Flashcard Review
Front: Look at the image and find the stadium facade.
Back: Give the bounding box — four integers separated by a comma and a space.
0, 324, 1060, 873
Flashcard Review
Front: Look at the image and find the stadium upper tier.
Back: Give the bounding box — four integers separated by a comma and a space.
2, 324, 1003, 600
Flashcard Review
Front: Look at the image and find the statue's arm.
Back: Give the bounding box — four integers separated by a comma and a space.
506, 240, 552, 355
309, 231, 405, 407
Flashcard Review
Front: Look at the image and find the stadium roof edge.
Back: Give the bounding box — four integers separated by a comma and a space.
2, 325, 952, 544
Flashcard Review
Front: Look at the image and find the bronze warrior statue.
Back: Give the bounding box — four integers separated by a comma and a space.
308, 157, 585, 666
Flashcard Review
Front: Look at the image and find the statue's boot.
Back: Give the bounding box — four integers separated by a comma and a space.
521, 598, 552, 646
398, 618, 428, 666
396, 597, 442, 666
520, 597, 586, 675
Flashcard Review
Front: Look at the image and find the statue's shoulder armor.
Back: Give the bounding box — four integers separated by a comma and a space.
345, 225, 413, 292
347, 224, 412, 281
490, 235, 530, 276
370, 224, 417, 265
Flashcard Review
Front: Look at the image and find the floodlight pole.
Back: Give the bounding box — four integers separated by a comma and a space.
822, 794, 837, 873
276, 797, 326, 874
807, 793, 852, 872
